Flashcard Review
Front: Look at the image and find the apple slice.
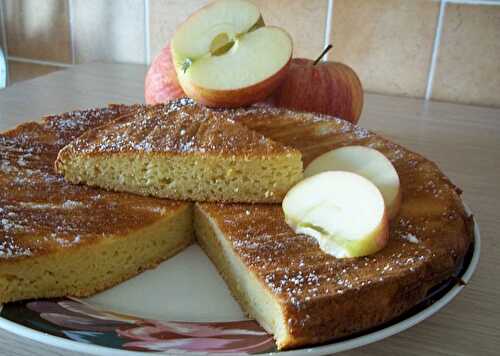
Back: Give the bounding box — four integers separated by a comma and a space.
283, 171, 389, 258
305, 146, 401, 220
171, 0, 292, 107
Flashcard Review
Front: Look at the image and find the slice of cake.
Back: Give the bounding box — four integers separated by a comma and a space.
0, 107, 193, 303
55, 100, 303, 203
195, 199, 472, 350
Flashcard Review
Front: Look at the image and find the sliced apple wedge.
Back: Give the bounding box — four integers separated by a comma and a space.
305, 146, 402, 220
283, 171, 389, 258
171, 0, 293, 107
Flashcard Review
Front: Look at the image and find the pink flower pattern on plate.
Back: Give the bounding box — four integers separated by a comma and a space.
26, 298, 275, 354
118, 319, 274, 353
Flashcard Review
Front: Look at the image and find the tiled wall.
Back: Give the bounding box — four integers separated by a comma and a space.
0, 0, 499, 108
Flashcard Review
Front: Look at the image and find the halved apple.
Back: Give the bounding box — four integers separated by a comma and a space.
304, 146, 402, 220
283, 171, 389, 258
171, 0, 293, 107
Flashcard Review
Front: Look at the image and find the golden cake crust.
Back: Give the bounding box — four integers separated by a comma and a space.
198, 105, 474, 349
0, 105, 188, 262
56, 100, 298, 160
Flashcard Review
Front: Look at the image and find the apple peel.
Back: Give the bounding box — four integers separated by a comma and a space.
145, 45, 185, 105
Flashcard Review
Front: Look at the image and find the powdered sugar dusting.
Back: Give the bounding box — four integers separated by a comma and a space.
63, 99, 294, 157
401, 233, 419, 244
61, 200, 86, 209
0, 238, 32, 258
1, 104, 183, 259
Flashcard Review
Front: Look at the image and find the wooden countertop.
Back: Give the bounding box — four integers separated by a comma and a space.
0, 63, 498, 356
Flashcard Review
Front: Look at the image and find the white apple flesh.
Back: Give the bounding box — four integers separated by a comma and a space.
181, 27, 291, 91
171, 0, 292, 107
283, 171, 389, 258
305, 146, 402, 220
172, 0, 261, 59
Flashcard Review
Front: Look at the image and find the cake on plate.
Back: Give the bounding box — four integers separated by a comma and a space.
1, 99, 473, 351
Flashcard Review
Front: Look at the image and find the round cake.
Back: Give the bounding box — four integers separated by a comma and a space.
0, 100, 474, 351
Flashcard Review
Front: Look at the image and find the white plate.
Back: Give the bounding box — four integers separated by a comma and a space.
0, 206, 480, 355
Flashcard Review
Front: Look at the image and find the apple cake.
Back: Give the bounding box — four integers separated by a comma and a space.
1, 100, 473, 352
0, 106, 193, 304
194, 105, 474, 350
55, 100, 302, 203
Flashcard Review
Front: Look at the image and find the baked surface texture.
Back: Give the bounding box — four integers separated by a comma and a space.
0, 106, 193, 303
55, 99, 303, 203
195, 105, 474, 350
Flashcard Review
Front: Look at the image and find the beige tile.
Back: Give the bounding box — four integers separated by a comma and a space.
149, 0, 327, 62
0, 30, 4, 54
330, 0, 439, 97
149, 0, 207, 61
7, 60, 63, 84
0, 2, 5, 51
432, 4, 500, 108
250, 0, 327, 59
4, 0, 71, 63
72, 0, 145, 64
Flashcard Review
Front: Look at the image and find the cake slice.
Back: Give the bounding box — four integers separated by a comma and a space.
194, 199, 472, 350
55, 100, 303, 203
0, 107, 193, 303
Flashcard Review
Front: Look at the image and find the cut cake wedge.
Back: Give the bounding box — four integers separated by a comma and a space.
55, 100, 303, 203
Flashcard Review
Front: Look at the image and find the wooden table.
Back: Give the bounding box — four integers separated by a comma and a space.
0, 63, 498, 356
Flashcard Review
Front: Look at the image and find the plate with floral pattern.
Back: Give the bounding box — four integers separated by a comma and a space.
0, 213, 480, 355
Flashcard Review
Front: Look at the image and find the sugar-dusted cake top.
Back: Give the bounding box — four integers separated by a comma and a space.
57, 98, 298, 157
0, 106, 186, 259
198, 106, 472, 312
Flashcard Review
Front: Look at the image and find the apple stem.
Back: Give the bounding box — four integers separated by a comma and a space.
313, 44, 333, 65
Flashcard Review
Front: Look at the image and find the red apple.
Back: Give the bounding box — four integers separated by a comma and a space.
144, 44, 184, 105
265, 47, 364, 124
